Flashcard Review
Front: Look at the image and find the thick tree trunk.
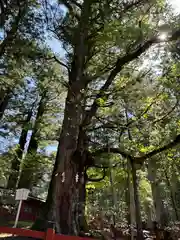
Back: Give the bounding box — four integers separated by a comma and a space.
32, 0, 95, 233
18, 97, 45, 189
49, 68, 92, 233
7, 110, 32, 189
73, 171, 89, 235
130, 159, 144, 240
32, 82, 87, 234
53, 123, 88, 234
53, 157, 86, 234
32, 150, 88, 234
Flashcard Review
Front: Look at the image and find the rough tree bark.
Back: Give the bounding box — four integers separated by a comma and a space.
32, 121, 90, 234
36, 0, 94, 234
75, 173, 88, 234
7, 109, 33, 189
32, 150, 88, 233
53, 92, 87, 234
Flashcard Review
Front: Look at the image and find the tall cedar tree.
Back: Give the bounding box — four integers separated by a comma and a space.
35, 0, 180, 236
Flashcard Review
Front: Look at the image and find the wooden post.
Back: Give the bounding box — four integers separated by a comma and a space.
13, 200, 23, 228
46, 228, 55, 240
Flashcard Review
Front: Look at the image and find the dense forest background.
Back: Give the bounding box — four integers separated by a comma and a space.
1, 0, 180, 239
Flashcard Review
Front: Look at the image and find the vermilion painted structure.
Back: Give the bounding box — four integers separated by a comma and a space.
0, 198, 44, 222
0, 187, 44, 222
19, 198, 44, 221
0, 227, 93, 240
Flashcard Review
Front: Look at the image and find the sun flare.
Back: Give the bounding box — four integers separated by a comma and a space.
158, 33, 168, 41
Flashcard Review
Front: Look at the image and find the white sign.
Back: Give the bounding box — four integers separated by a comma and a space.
13, 188, 30, 228
15, 188, 30, 200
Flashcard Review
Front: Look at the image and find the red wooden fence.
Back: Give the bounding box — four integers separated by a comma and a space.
0, 227, 92, 240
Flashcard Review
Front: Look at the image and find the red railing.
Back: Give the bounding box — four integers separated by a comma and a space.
0, 227, 92, 240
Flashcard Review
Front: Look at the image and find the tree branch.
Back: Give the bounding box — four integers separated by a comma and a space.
93, 134, 180, 166
82, 28, 180, 127
152, 100, 178, 125
88, 91, 160, 132
93, 147, 131, 159
60, 0, 80, 20
135, 134, 180, 164
88, 123, 118, 131
118, 92, 162, 133
53, 55, 70, 73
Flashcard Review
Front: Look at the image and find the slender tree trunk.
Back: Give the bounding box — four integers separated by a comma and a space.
170, 166, 180, 217
125, 176, 131, 226
0, 89, 11, 120
125, 109, 140, 240
7, 110, 32, 189
164, 169, 179, 221
130, 159, 144, 240
151, 181, 169, 227
148, 160, 169, 227
126, 160, 136, 240
0, 3, 27, 57
31, 158, 59, 231
109, 167, 116, 226
171, 164, 180, 214
18, 96, 45, 189
147, 160, 159, 224
146, 205, 153, 229
125, 159, 130, 226
108, 145, 117, 226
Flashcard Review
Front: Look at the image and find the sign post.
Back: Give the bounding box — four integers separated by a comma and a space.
13, 188, 30, 228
